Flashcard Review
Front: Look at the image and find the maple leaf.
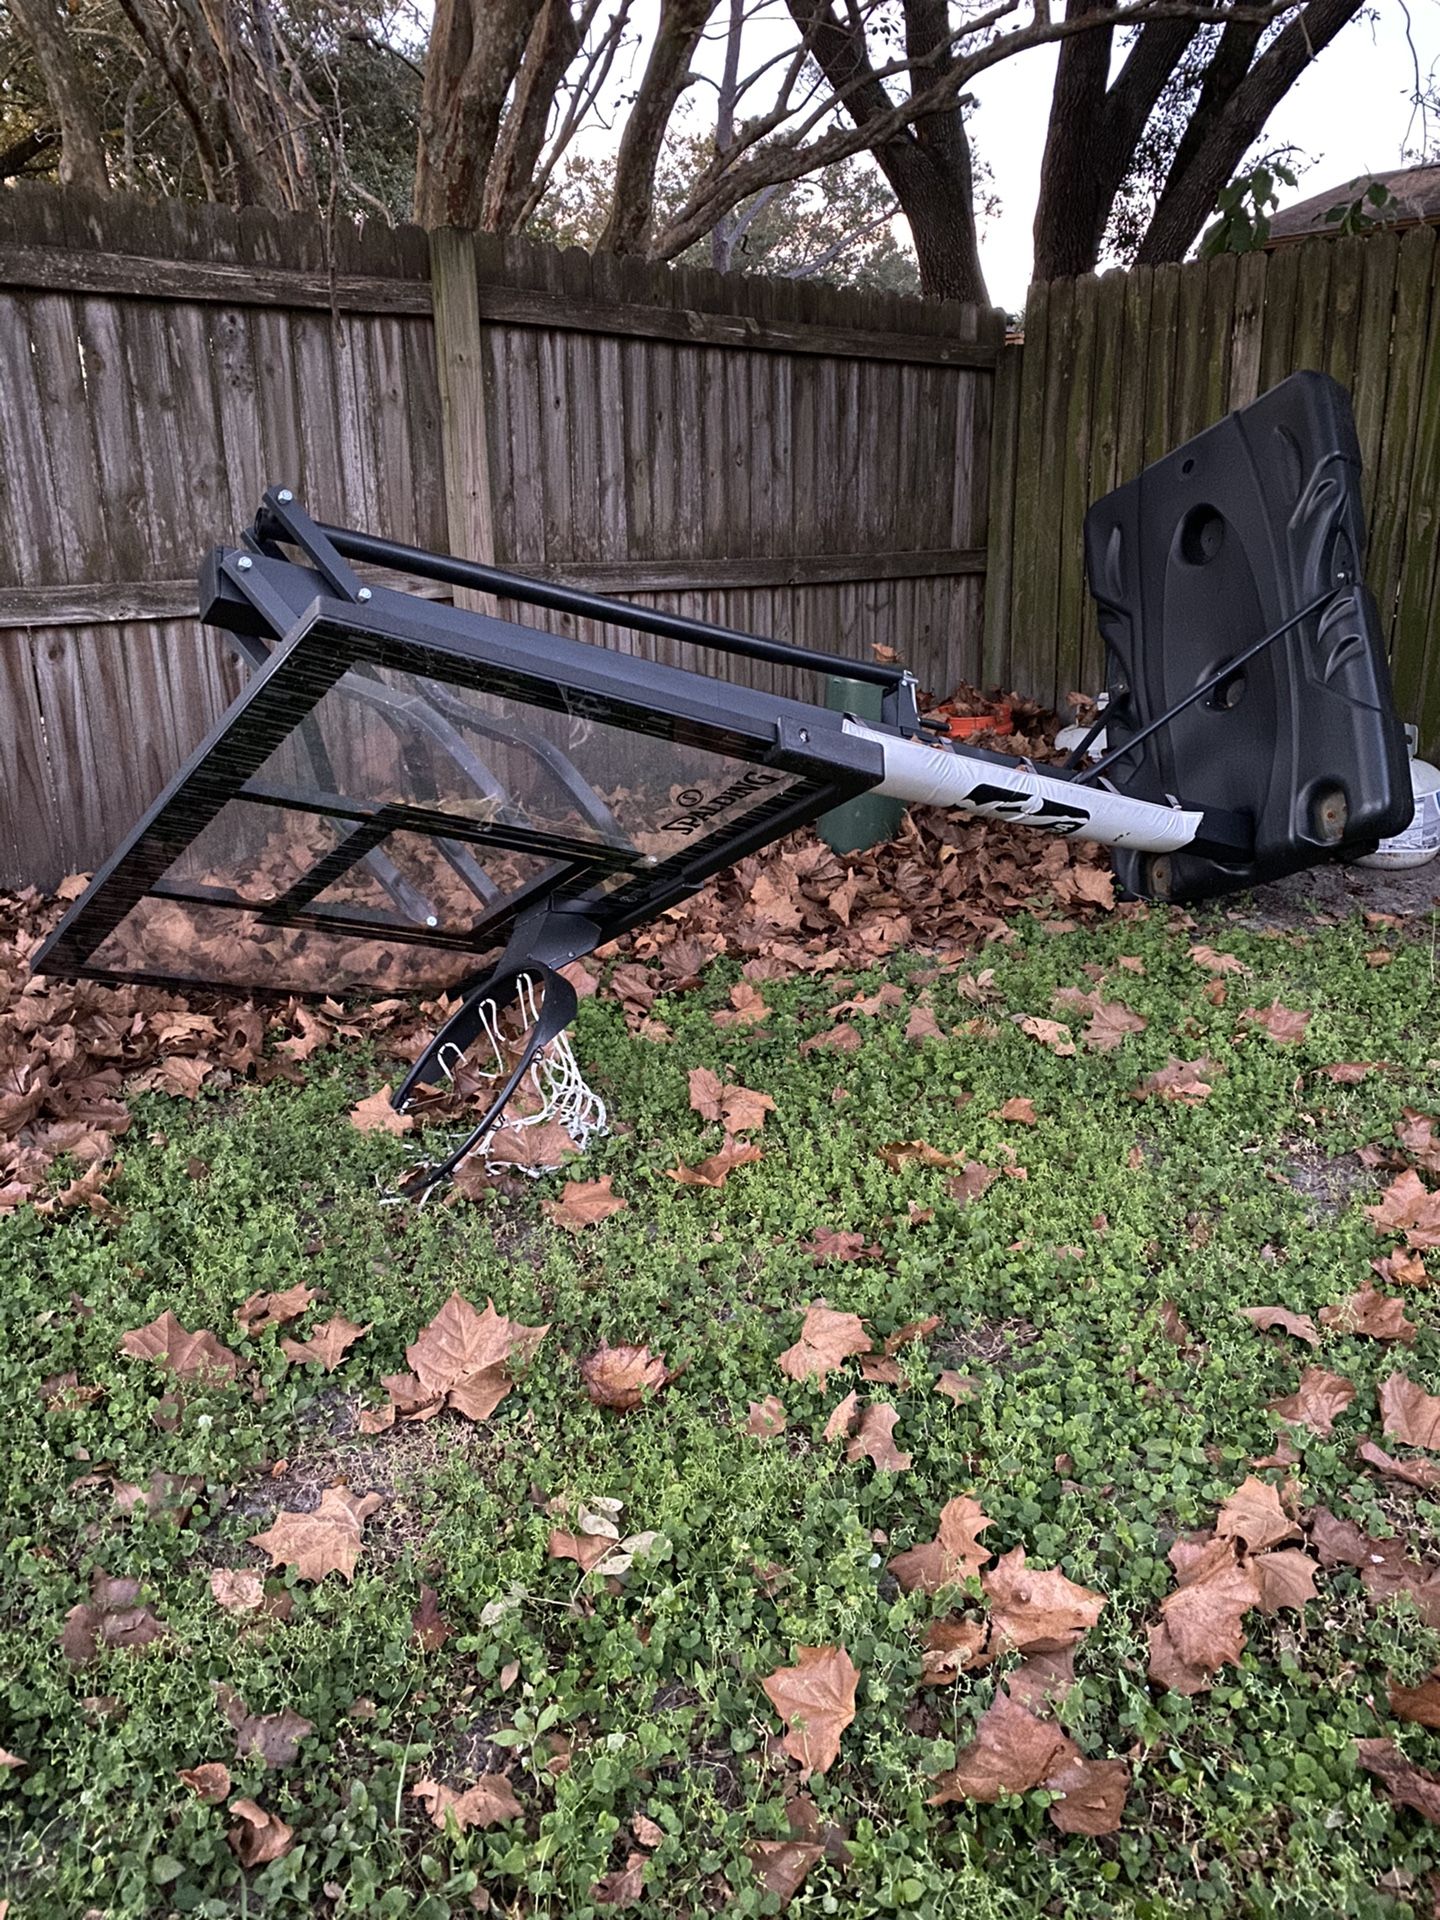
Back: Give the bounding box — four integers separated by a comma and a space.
889, 1495, 993, 1593
215, 1683, 313, 1768
1267, 1367, 1356, 1436
778, 1304, 871, 1383
885, 1314, 940, 1353
177, 1761, 231, 1803
983, 1547, 1106, 1653
1308, 1505, 1383, 1569
1366, 1169, 1440, 1244
919, 1615, 990, 1684
719, 1083, 776, 1133
411, 1775, 523, 1831
1238, 1304, 1320, 1346
280, 1315, 369, 1372
823, 1389, 860, 1440
1356, 1738, 1440, 1823
228, 1797, 294, 1866
928, 1691, 1079, 1805
60, 1573, 166, 1663
399, 1293, 548, 1423
666, 1139, 763, 1187
1380, 1372, 1440, 1449
744, 1396, 787, 1439
1373, 1248, 1429, 1287
1388, 1673, 1440, 1728
1189, 944, 1247, 975
1017, 1015, 1076, 1055
236, 1284, 317, 1333
746, 1839, 823, 1903
761, 1645, 859, 1774
580, 1343, 669, 1411
1358, 1439, 1440, 1491
411, 1584, 452, 1652
1215, 1476, 1302, 1554
800, 1022, 863, 1055
1320, 1061, 1381, 1084
845, 1402, 911, 1471
549, 1527, 615, 1573
935, 1370, 980, 1402
1242, 1004, 1311, 1044
948, 1161, 999, 1204
878, 1140, 966, 1170
348, 1086, 413, 1135
592, 1852, 648, 1907
992, 1097, 1038, 1125
1321, 1285, 1418, 1342
1082, 1002, 1146, 1052
543, 1175, 628, 1232
119, 1311, 240, 1381
1154, 1538, 1260, 1682
906, 1002, 946, 1044
1251, 1549, 1319, 1614
249, 1485, 383, 1582
1131, 1057, 1219, 1104
210, 1569, 265, 1614
800, 1227, 879, 1264
714, 981, 769, 1027
1045, 1756, 1130, 1835
687, 1066, 726, 1121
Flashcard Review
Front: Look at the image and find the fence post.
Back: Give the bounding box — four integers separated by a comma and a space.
430, 225, 498, 614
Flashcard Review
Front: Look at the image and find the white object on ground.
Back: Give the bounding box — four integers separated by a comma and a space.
1357, 751, 1440, 870
852, 720, 1201, 855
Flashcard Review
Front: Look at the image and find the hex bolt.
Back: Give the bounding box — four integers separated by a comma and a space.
235, 555, 252, 571
425, 915, 439, 928
357, 587, 372, 602
276, 488, 294, 504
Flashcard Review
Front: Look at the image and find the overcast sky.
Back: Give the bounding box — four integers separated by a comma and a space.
970, 1, 1440, 308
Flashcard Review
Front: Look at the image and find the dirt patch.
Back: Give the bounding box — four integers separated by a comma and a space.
934, 1318, 1041, 1373
1205, 858, 1440, 935
1274, 1135, 1374, 1222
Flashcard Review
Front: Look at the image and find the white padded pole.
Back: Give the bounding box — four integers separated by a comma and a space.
849, 721, 1202, 855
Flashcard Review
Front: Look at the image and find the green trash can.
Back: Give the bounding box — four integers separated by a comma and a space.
817, 676, 907, 856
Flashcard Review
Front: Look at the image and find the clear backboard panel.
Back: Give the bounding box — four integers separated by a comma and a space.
36, 593, 882, 996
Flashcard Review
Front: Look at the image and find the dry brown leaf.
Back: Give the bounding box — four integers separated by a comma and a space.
235, 1284, 317, 1334
1251, 1549, 1319, 1615
761, 1644, 859, 1774
948, 1161, 999, 1204
666, 1139, 763, 1187
1190, 945, 1247, 976
906, 1002, 946, 1044
935, 1370, 980, 1403
548, 1528, 614, 1573
744, 1395, 788, 1439
249, 1485, 382, 1583
631, 1813, 664, 1850
1045, 1756, 1130, 1835
228, 1797, 294, 1866
919, 1616, 990, 1685
884, 1314, 941, 1353
1267, 1367, 1356, 1436
889, 1495, 993, 1594
1388, 1674, 1440, 1728
215, 1684, 313, 1768
1373, 1248, 1430, 1287
1356, 1738, 1440, 1823
177, 1761, 231, 1803
60, 1573, 166, 1664
412, 1775, 524, 1831
543, 1175, 628, 1232
392, 1292, 548, 1424
844, 1401, 911, 1472
348, 1085, 413, 1135
928, 1691, 1079, 1805
119, 1311, 239, 1382
1380, 1372, 1440, 1450
1237, 1305, 1320, 1347
1307, 1505, 1382, 1569
746, 1838, 823, 1903
280, 1315, 369, 1372
878, 1140, 965, 1170
1017, 1014, 1077, 1055
982, 1547, 1106, 1653
823, 1390, 860, 1441
993, 1097, 1038, 1126
210, 1569, 265, 1614
580, 1343, 669, 1411
800, 1227, 880, 1265
1082, 1002, 1147, 1052
799, 1022, 862, 1055
1215, 1476, 1303, 1554
411, 1584, 452, 1653
1357, 1438, 1440, 1491
1131, 1057, 1219, 1104
1319, 1286, 1417, 1343
1366, 1170, 1440, 1245
592, 1852, 648, 1907
778, 1304, 871, 1384
1156, 1538, 1260, 1678
1241, 1004, 1311, 1044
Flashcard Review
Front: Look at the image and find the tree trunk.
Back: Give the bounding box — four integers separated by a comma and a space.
599, 0, 714, 254
482, 0, 585, 231
1136, 0, 1364, 265
7, 0, 109, 191
414, 0, 544, 230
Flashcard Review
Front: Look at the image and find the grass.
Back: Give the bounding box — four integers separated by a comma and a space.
2, 904, 1439, 1919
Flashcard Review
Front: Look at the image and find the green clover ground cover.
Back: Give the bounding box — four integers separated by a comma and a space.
2, 907, 1439, 1920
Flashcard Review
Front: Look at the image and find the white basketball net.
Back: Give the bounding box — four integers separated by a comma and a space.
433, 971, 606, 1179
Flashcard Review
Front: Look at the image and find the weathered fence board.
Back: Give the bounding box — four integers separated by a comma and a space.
0, 186, 1001, 888
986, 231, 1440, 751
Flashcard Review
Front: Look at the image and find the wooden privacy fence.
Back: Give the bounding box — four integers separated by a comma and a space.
0, 184, 1001, 890
985, 230, 1440, 754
